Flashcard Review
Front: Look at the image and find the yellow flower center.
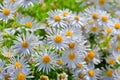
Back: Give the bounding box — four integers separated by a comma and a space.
92, 13, 99, 19
88, 70, 95, 77
68, 42, 75, 49
106, 70, 113, 77
25, 22, 32, 28
108, 59, 115, 65
68, 52, 76, 60
14, 62, 22, 69
88, 51, 95, 59
118, 56, 120, 62
9, 0, 15, 2
102, 15, 108, 22
74, 16, 79, 20
21, 41, 29, 48
78, 73, 85, 79
116, 45, 120, 51
99, 0, 105, 5
63, 11, 68, 17
54, 15, 61, 22
57, 59, 63, 65
54, 35, 63, 43
91, 26, 98, 32
40, 75, 49, 80
114, 23, 120, 29
17, 72, 25, 80
0, 68, 2, 73
42, 55, 51, 64
2, 8, 10, 16
117, 34, 120, 41
66, 30, 73, 36
76, 63, 83, 69
106, 27, 112, 33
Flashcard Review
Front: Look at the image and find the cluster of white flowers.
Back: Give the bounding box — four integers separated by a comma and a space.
0, 0, 120, 80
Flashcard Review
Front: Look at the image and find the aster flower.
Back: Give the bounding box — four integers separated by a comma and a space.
7, 57, 30, 72
102, 66, 115, 80
85, 65, 101, 80
2, 46, 15, 58
62, 50, 83, 69
105, 55, 116, 66
47, 10, 67, 28
0, 2, 17, 23
70, 13, 85, 28
73, 69, 87, 80
60, 9, 72, 20
36, 48, 58, 73
13, 32, 40, 56
84, 49, 102, 65
98, 11, 112, 28
17, 15, 45, 32
9, 68, 33, 80
47, 29, 66, 50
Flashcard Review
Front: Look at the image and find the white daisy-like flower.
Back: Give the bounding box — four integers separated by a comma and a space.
84, 6, 101, 22
47, 10, 67, 28
85, 65, 101, 80
84, 49, 102, 65
47, 29, 66, 50
73, 69, 87, 80
111, 18, 120, 34
61, 25, 82, 40
17, 15, 45, 32
0, 59, 5, 79
94, 0, 113, 10
36, 48, 58, 74
98, 11, 112, 28
105, 55, 116, 66
20, 0, 39, 8
9, 68, 33, 80
85, 20, 101, 34
70, 13, 85, 28
13, 32, 40, 56
62, 50, 83, 69
7, 57, 30, 72
102, 66, 115, 80
60, 9, 72, 20
2, 46, 15, 58
0, 2, 17, 23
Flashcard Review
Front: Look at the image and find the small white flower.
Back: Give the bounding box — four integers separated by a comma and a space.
13, 32, 40, 56
0, 2, 17, 23
36, 48, 58, 74
47, 10, 67, 28
62, 50, 83, 69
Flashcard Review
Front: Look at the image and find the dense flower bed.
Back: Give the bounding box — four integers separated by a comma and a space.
0, 0, 120, 80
